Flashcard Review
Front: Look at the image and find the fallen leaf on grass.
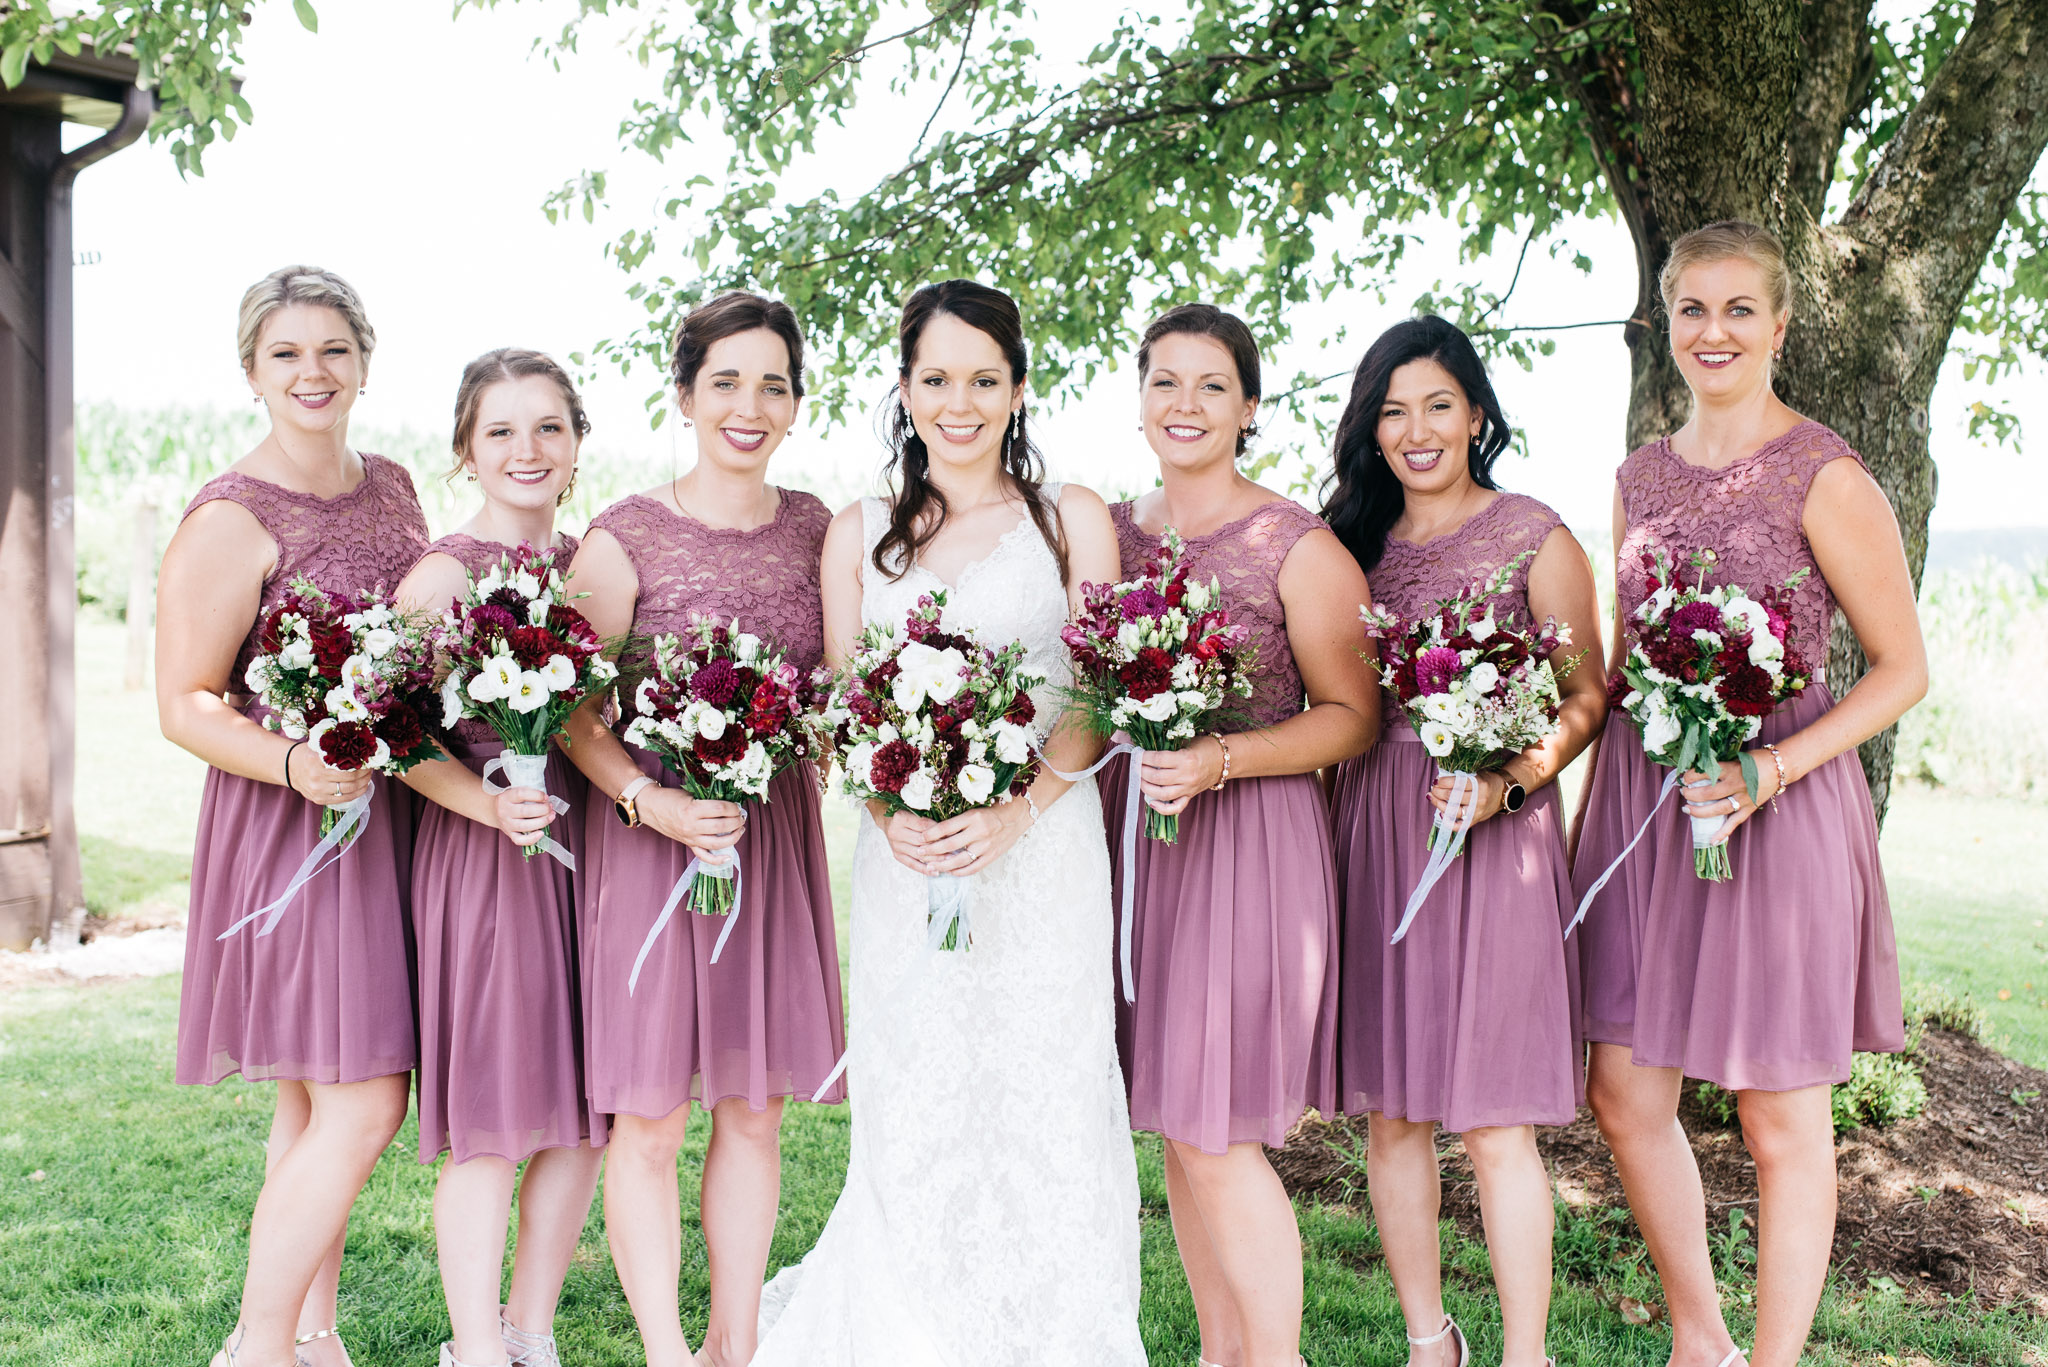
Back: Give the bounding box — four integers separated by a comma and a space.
27, 1170, 44, 1181
1617, 1295, 1664, 1325
2000, 989, 2014, 1000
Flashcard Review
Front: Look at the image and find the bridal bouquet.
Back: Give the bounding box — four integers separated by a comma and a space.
623, 616, 828, 918
436, 544, 616, 864
1359, 550, 1577, 943
1059, 527, 1255, 843
244, 576, 444, 837
1609, 547, 1810, 880
828, 589, 1044, 951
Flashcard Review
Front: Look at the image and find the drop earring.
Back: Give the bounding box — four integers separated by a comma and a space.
1009, 411, 1021, 446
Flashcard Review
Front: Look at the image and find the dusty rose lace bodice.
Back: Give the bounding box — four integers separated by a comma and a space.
184, 453, 431, 684
1616, 421, 1860, 672
1111, 497, 1327, 728
421, 532, 581, 746
1369, 491, 1564, 726
589, 488, 830, 672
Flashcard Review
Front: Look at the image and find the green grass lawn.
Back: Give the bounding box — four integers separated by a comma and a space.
16, 620, 2043, 1364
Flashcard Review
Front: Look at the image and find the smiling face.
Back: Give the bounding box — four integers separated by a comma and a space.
1375, 357, 1485, 498
1140, 331, 1256, 475
246, 304, 365, 435
462, 375, 580, 512
901, 311, 1022, 475
679, 327, 800, 475
1667, 256, 1788, 404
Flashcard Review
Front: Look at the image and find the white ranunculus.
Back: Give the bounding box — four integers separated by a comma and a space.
1421, 693, 1460, 724
279, 639, 315, 671
899, 769, 936, 811
513, 570, 542, 600
695, 705, 727, 740
956, 763, 996, 805
368, 735, 391, 769
244, 657, 273, 694
846, 741, 877, 789
509, 671, 549, 714
325, 685, 370, 723
1417, 719, 1454, 757
1469, 614, 1497, 643
892, 640, 969, 711
360, 627, 397, 659
539, 654, 576, 691
1465, 661, 1501, 696
1641, 704, 1682, 755
441, 672, 465, 729
992, 720, 1033, 764
1135, 691, 1178, 723
734, 632, 762, 664
1184, 579, 1212, 612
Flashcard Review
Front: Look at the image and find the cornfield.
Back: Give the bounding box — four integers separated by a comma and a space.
1894, 562, 2048, 801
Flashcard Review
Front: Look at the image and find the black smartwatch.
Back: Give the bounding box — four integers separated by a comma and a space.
1496, 774, 1527, 814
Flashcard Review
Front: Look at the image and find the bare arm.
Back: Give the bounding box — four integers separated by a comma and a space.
1567, 486, 1628, 861
154, 499, 368, 807
559, 527, 745, 861
1141, 526, 1379, 813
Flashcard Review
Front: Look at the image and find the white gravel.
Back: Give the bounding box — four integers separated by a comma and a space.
0, 924, 187, 987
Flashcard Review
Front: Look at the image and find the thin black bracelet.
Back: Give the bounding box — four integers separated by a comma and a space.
284, 740, 306, 796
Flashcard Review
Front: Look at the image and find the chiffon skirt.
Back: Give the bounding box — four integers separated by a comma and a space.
1101, 756, 1340, 1154
1332, 727, 1582, 1130
177, 761, 416, 1086
1571, 685, 1904, 1091
580, 749, 846, 1119
411, 739, 606, 1163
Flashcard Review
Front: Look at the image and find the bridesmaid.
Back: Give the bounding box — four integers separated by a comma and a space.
158, 266, 427, 1367
561, 291, 845, 1367
395, 349, 607, 1367
1319, 316, 1604, 1367
1101, 304, 1379, 1367
1572, 221, 1924, 1367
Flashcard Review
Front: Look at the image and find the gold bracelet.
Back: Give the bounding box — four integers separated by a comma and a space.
1760, 743, 1790, 813
1208, 732, 1231, 790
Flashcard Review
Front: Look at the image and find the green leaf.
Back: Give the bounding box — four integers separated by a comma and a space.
293, 0, 319, 34
1, 42, 29, 90
1738, 750, 1761, 804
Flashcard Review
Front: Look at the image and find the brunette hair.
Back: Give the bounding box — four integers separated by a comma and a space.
1318, 315, 1512, 574
449, 348, 592, 506
1136, 303, 1263, 457
237, 265, 375, 372
873, 279, 1069, 584
671, 290, 807, 398
1659, 220, 1793, 319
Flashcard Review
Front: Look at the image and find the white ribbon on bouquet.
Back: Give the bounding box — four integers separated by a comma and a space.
627, 847, 745, 994
479, 752, 575, 871
1048, 739, 1142, 1004
1565, 767, 1684, 936
1388, 769, 1477, 945
216, 790, 374, 940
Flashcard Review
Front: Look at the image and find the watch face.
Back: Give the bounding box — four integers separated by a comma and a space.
1503, 783, 1526, 813
614, 797, 636, 827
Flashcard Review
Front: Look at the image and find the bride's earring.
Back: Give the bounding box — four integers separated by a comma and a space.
1009, 410, 1021, 448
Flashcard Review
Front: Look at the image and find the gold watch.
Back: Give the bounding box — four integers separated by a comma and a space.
614, 776, 655, 828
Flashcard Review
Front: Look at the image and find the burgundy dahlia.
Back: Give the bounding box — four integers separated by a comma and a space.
1670, 600, 1727, 637
1117, 646, 1173, 701
1413, 645, 1461, 696
691, 658, 741, 707
319, 720, 380, 769
868, 738, 920, 794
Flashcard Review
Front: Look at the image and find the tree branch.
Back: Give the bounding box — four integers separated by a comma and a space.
912, 0, 978, 157
1783, 0, 1877, 217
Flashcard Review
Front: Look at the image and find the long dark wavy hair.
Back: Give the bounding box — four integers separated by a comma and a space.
1318, 315, 1513, 574
873, 279, 1069, 584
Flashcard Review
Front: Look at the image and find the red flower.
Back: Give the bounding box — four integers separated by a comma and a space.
691, 658, 741, 707
1718, 662, 1779, 716
509, 626, 566, 670
470, 603, 520, 638
865, 659, 902, 694
1117, 646, 1173, 701
1004, 691, 1036, 726
694, 728, 748, 766
311, 624, 353, 675
316, 720, 379, 769
868, 738, 920, 794
377, 701, 425, 758
1670, 601, 1726, 638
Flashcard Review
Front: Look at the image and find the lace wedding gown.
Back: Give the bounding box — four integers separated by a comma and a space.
752, 489, 1147, 1366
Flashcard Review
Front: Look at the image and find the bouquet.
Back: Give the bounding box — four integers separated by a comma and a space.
1059, 527, 1255, 843
244, 576, 443, 838
1360, 550, 1578, 942
1609, 547, 1810, 880
828, 590, 1044, 951
623, 616, 827, 923
436, 543, 617, 865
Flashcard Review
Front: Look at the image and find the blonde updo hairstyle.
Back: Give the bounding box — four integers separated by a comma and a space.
237, 265, 377, 374
1658, 220, 1794, 322
449, 348, 593, 507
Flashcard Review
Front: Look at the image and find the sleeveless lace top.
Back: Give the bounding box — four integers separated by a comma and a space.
183, 453, 431, 683
588, 488, 831, 672
420, 532, 581, 746
1368, 491, 1563, 727
1616, 420, 1860, 671
1110, 498, 1326, 728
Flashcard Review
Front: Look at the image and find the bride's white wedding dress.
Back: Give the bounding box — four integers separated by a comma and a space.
752, 488, 1147, 1366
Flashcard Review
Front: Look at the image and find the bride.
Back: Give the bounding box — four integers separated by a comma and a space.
751, 279, 1147, 1365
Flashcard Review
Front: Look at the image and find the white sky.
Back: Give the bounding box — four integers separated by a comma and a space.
69, 0, 2047, 539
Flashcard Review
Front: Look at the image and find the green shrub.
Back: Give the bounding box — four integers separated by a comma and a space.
1831, 1050, 1929, 1132
1905, 980, 1992, 1041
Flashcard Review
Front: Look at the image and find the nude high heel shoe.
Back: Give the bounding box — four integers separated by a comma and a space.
1406, 1314, 1469, 1367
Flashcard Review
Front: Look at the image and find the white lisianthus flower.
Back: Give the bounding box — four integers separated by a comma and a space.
734, 632, 762, 664
368, 735, 392, 769
1469, 615, 1497, 643
1641, 703, 1682, 755
956, 763, 996, 806
695, 705, 727, 741
539, 654, 576, 691
1465, 661, 1501, 696
280, 639, 315, 671
441, 672, 465, 729
1417, 719, 1455, 757
513, 570, 542, 599
992, 720, 1033, 765
486, 655, 521, 697
244, 657, 274, 694
509, 671, 549, 714
325, 685, 370, 723
899, 769, 936, 811
360, 627, 397, 659
1134, 691, 1178, 723
960, 718, 982, 739
1421, 693, 1460, 724
1177, 689, 1209, 712
527, 596, 553, 627
845, 741, 877, 789
892, 641, 969, 710
634, 678, 661, 715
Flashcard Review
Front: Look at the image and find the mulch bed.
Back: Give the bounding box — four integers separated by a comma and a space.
1272, 1028, 2048, 1313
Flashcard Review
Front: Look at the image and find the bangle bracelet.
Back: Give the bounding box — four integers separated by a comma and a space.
284, 740, 305, 796
1761, 743, 1790, 812
1208, 732, 1231, 790
1024, 791, 1041, 826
